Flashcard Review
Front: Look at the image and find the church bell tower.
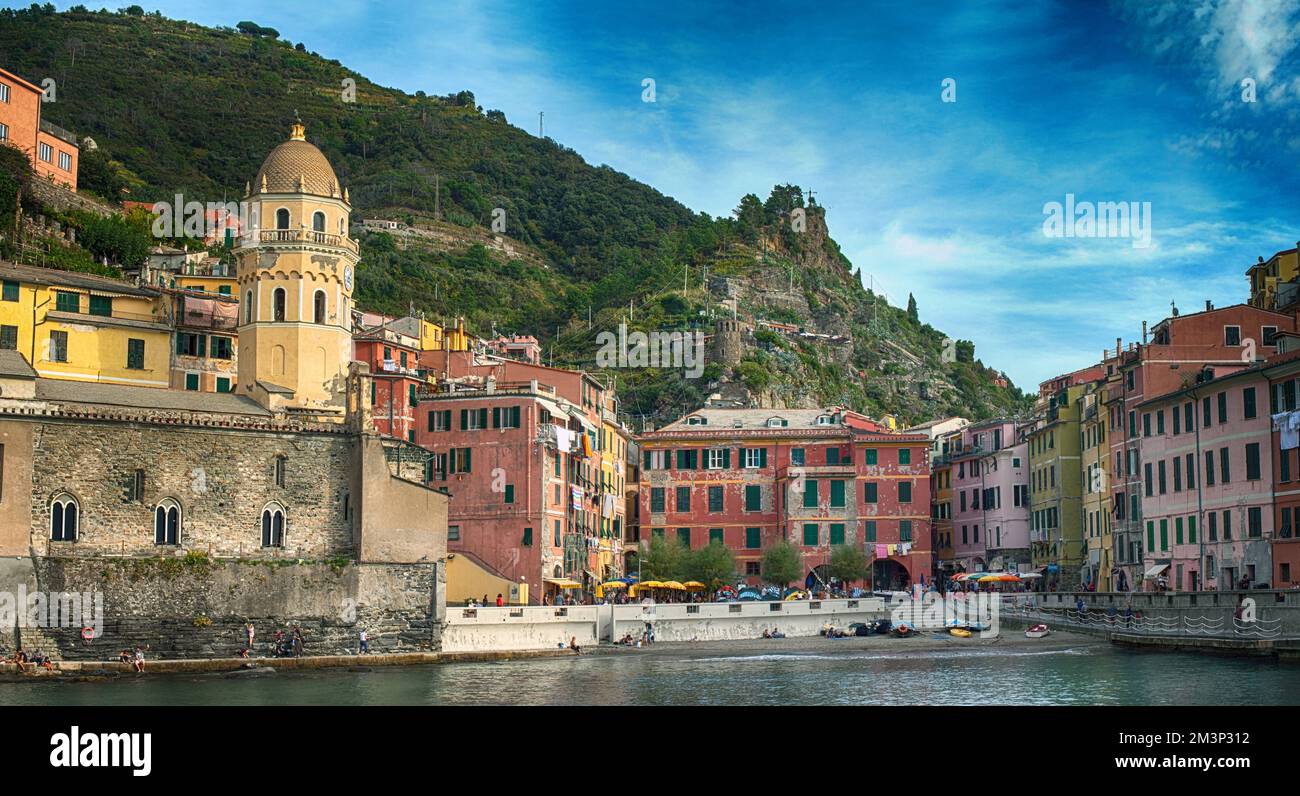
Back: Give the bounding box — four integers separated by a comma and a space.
235, 120, 358, 419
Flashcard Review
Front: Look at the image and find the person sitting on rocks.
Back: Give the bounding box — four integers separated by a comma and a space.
568, 636, 582, 655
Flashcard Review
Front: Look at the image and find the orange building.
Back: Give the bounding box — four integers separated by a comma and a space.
0, 66, 78, 190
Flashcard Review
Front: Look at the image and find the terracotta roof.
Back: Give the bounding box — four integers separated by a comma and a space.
0, 260, 156, 298
0, 350, 37, 380
35, 379, 271, 416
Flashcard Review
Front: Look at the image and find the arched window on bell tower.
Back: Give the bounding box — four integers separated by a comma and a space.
273, 287, 286, 322
276, 208, 290, 230
312, 211, 325, 233
314, 290, 327, 324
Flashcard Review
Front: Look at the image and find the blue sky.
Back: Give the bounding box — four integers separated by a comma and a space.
35, 1, 1300, 388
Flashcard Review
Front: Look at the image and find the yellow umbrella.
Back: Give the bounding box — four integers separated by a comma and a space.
683, 581, 707, 591
638, 581, 665, 589
661, 581, 686, 590
978, 575, 1002, 582
601, 581, 628, 589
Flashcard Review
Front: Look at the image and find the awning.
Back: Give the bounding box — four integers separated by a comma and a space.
568, 407, 597, 433
544, 578, 582, 589
537, 398, 566, 420
1143, 564, 1170, 578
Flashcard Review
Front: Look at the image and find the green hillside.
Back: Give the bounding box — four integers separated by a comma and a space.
0, 5, 1031, 426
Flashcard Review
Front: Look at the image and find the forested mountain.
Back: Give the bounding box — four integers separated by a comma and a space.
0, 5, 1031, 426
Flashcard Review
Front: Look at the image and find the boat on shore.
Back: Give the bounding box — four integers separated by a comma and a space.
949, 627, 972, 638
1025, 624, 1050, 639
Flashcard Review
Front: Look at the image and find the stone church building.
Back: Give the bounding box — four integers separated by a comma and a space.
0, 124, 448, 659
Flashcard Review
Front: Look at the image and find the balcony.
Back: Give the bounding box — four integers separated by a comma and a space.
255, 228, 359, 254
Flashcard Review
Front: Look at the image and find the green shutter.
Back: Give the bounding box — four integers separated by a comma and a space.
460, 409, 469, 429
504, 484, 514, 504
745, 485, 761, 511
1188, 516, 1197, 544
709, 528, 723, 545
900, 521, 912, 541
899, 448, 911, 465
865, 482, 878, 503
1175, 517, 1183, 545
1147, 521, 1155, 551
865, 449, 878, 465
492, 407, 501, 428
1159, 519, 1168, 551
865, 520, 877, 542
759, 448, 768, 468
522, 527, 533, 546
830, 523, 845, 545
830, 480, 845, 507
512, 406, 521, 427
803, 479, 819, 508
464, 448, 471, 473
745, 527, 760, 549
803, 523, 819, 546
722, 448, 731, 468
197, 334, 206, 357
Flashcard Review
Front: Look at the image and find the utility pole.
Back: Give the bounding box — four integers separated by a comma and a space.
538, 111, 544, 138
434, 172, 440, 221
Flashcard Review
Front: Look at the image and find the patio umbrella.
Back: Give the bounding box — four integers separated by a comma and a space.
683, 581, 707, 591
661, 581, 686, 590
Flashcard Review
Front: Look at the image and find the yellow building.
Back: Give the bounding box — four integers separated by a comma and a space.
1079, 381, 1113, 589
1247, 243, 1299, 311
234, 121, 358, 420
1028, 382, 1088, 590
599, 391, 631, 579
0, 261, 171, 387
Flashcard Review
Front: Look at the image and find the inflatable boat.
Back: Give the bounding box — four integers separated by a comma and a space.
949, 627, 972, 638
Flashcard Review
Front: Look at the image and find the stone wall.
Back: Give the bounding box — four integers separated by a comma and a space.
25, 178, 115, 218
31, 418, 354, 560
11, 556, 439, 660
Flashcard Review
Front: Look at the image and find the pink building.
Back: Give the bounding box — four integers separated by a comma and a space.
1138, 367, 1274, 591
943, 419, 1029, 573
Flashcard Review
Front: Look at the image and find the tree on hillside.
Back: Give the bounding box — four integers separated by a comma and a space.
761, 539, 802, 588
907, 293, 918, 324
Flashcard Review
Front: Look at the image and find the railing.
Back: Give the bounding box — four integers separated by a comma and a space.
257, 229, 359, 253
1001, 598, 1288, 639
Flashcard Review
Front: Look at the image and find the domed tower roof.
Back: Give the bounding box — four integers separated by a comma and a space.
252, 121, 342, 199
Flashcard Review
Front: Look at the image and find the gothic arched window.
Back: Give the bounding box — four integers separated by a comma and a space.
275, 208, 290, 230
273, 287, 286, 322
154, 499, 181, 545
261, 503, 285, 548
314, 290, 326, 324
50, 494, 79, 541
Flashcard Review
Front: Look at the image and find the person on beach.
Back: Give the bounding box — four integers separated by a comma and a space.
245, 621, 255, 650
292, 627, 304, 657
496, 593, 504, 607
133, 646, 145, 673
568, 636, 582, 654
359, 628, 369, 654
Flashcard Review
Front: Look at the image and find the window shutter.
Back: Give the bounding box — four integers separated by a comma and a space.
759, 447, 768, 468
644, 451, 652, 470
464, 448, 471, 472
722, 448, 731, 468
198, 334, 207, 357
511, 406, 520, 427
493, 407, 501, 428
460, 409, 469, 430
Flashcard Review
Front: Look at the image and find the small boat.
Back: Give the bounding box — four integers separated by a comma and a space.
949, 627, 972, 638
893, 623, 916, 638
1025, 623, 1050, 639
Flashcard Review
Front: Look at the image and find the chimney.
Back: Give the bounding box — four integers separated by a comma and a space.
1142, 320, 1148, 344
1116, 337, 1122, 357
1206, 300, 1213, 312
